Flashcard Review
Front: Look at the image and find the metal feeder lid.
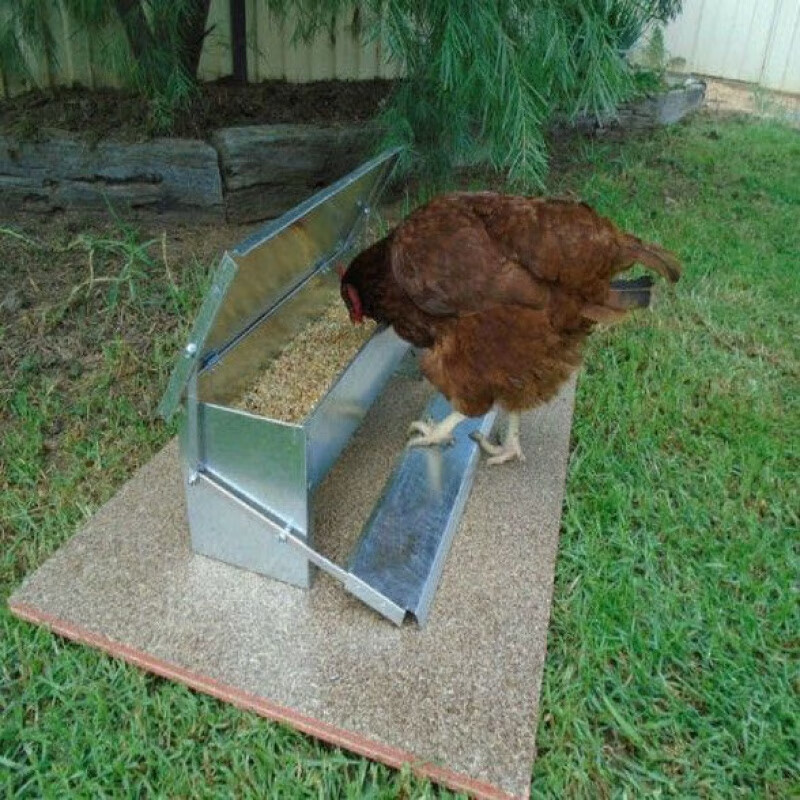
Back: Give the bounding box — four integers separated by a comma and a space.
158, 148, 401, 421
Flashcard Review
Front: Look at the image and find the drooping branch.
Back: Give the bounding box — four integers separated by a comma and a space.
2, 0, 686, 176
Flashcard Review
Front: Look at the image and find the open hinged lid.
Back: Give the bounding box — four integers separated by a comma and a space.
158, 148, 401, 420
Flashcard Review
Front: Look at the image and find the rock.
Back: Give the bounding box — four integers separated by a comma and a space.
566, 78, 707, 134
212, 124, 376, 223
0, 131, 224, 220
655, 80, 707, 125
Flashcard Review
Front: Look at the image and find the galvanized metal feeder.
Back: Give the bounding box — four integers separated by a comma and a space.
159, 150, 495, 625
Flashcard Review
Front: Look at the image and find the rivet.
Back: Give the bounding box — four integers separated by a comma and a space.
185, 342, 198, 357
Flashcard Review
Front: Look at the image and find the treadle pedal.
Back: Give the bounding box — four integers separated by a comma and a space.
346, 394, 497, 625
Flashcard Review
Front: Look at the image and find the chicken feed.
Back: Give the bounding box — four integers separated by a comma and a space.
234, 303, 376, 422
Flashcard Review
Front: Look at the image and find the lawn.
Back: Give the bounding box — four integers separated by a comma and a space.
2, 113, 798, 797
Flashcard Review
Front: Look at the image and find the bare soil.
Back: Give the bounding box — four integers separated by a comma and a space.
0, 79, 396, 142
703, 77, 800, 126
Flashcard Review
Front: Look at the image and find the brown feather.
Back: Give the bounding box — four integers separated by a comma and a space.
619, 235, 682, 282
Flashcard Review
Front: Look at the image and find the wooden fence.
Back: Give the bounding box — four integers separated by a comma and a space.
2, 0, 798, 98
664, 0, 800, 93
0, 1, 399, 98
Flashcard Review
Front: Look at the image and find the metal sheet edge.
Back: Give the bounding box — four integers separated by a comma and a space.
158, 254, 239, 420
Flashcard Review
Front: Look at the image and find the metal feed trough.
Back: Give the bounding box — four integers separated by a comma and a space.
159, 150, 496, 625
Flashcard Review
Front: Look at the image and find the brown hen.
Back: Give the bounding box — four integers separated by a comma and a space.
340, 192, 681, 464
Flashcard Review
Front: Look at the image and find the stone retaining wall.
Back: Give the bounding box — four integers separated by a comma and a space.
211, 124, 376, 223
0, 136, 224, 220
572, 78, 707, 134
0, 123, 374, 224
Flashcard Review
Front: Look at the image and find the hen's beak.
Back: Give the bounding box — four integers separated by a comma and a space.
335, 263, 346, 279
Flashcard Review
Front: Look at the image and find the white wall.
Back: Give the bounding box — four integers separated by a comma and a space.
663, 0, 800, 93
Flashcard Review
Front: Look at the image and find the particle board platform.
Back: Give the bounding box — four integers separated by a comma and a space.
9, 371, 576, 800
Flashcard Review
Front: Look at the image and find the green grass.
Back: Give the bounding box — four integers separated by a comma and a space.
535, 117, 799, 796
2, 114, 798, 797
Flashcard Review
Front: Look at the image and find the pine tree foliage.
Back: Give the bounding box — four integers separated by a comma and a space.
267, 0, 682, 185
1, 0, 682, 183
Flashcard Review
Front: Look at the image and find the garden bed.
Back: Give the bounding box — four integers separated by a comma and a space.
0, 79, 394, 141
0, 77, 705, 224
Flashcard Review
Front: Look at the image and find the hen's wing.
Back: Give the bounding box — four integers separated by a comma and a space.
389, 198, 550, 316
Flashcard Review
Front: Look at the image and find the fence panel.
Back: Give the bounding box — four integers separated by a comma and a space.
664, 0, 800, 93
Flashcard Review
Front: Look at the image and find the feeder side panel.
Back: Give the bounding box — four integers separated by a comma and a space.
201, 403, 308, 535
159, 148, 399, 421
185, 471, 312, 589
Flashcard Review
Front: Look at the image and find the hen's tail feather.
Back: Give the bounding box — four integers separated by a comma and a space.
622, 236, 682, 283
608, 275, 653, 309
582, 275, 653, 323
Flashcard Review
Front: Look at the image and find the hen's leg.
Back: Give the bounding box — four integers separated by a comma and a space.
407, 412, 465, 448
471, 411, 526, 465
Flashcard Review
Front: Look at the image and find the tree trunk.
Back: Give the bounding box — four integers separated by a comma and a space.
230, 0, 248, 83
181, 0, 214, 78
115, 0, 211, 80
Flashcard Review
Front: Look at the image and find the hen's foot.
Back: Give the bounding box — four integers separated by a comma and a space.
470, 411, 526, 465
407, 412, 465, 448
470, 432, 526, 465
